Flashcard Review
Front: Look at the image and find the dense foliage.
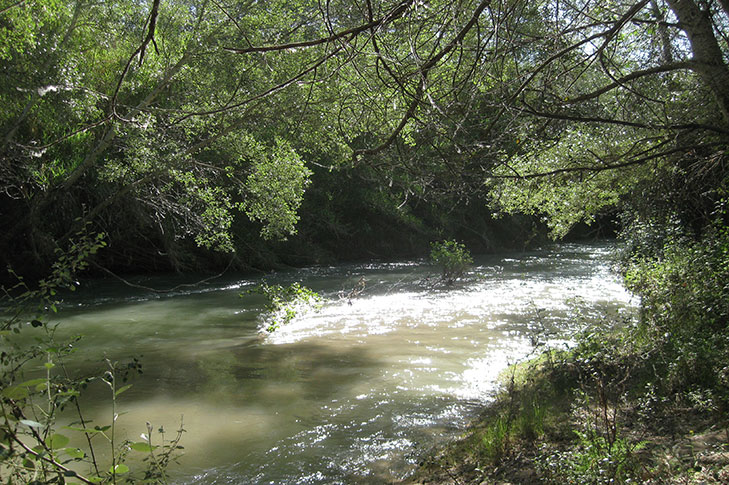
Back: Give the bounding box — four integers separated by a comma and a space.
2, 0, 727, 277
429, 239, 473, 284
245, 281, 322, 332
2, 0, 729, 482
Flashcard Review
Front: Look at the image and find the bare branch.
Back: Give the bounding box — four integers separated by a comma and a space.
353, 0, 492, 161
483, 1, 653, 138
173, 44, 347, 122
0, 0, 25, 15
519, 103, 729, 135
6, 422, 95, 485
138, 0, 161, 66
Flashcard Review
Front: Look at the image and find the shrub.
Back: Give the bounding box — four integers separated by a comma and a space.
429, 240, 473, 284
245, 281, 321, 332
620, 204, 729, 410
1, 232, 183, 483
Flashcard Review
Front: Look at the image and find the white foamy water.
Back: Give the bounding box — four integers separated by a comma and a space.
24, 242, 635, 483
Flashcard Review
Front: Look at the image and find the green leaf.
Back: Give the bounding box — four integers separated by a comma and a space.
2, 385, 29, 400
44, 362, 56, 370
63, 447, 86, 459
64, 424, 109, 434
130, 441, 157, 453
58, 389, 81, 397
20, 419, 43, 429
20, 378, 48, 388
46, 433, 70, 449
109, 463, 130, 474
115, 384, 132, 397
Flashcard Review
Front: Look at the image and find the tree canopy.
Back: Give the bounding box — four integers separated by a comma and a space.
1, 0, 728, 275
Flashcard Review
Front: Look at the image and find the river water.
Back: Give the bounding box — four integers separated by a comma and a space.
39, 242, 635, 483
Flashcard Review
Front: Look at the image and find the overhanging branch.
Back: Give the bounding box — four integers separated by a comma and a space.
564, 61, 694, 104
224, 0, 414, 54
488, 142, 723, 180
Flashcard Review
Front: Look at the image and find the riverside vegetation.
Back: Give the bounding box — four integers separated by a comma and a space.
408, 213, 729, 484
1, 232, 185, 483
3, 0, 729, 483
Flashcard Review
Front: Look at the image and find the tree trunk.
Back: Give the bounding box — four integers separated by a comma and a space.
650, 0, 674, 63
665, 0, 729, 128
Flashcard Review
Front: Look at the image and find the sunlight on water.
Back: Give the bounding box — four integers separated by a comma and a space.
30, 243, 636, 483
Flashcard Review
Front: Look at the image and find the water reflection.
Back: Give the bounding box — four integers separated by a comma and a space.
39, 243, 635, 483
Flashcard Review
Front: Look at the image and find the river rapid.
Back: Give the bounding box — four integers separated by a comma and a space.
36, 242, 635, 483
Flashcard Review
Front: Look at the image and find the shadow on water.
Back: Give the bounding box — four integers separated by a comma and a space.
69, 338, 384, 409
6, 242, 634, 483
64, 339, 392, 478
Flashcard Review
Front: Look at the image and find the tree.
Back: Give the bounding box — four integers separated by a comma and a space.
220, 0, 729, 239
0, 0, 336, 276
3, 0, 728, 278
477, 0, 729, 237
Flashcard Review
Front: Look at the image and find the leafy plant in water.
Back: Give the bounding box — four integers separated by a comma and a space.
429, 240, 473, 285
245, 281, 322, 332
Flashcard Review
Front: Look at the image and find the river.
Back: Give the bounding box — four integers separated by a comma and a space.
34, 242, 635, 483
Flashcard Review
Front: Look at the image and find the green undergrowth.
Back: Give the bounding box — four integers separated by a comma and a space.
409, 331, 729, 484
408, 210, 729, 484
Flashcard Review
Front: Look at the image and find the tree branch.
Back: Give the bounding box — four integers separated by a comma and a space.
353, 0, 492, 162
224, 0, 415, 54
174, 43, 347, 122
6, 419, 95, 484
519, 101, 729, 135
138, 0, 161, 66
488, 143, 722, 180
483, 1, 652, 138
563, 61, 694, 104
0, 0, 25, 15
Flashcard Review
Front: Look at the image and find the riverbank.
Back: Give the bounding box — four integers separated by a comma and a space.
404, 329, 729, 484
405, 224, 729, 484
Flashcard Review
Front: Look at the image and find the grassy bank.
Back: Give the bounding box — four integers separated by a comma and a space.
406, 332, 729, 484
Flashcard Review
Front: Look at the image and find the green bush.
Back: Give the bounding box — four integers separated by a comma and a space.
429, 240, 473, 284
1, 232, 183, 484
245, 281, 321, 332
623, 215, 729, 405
